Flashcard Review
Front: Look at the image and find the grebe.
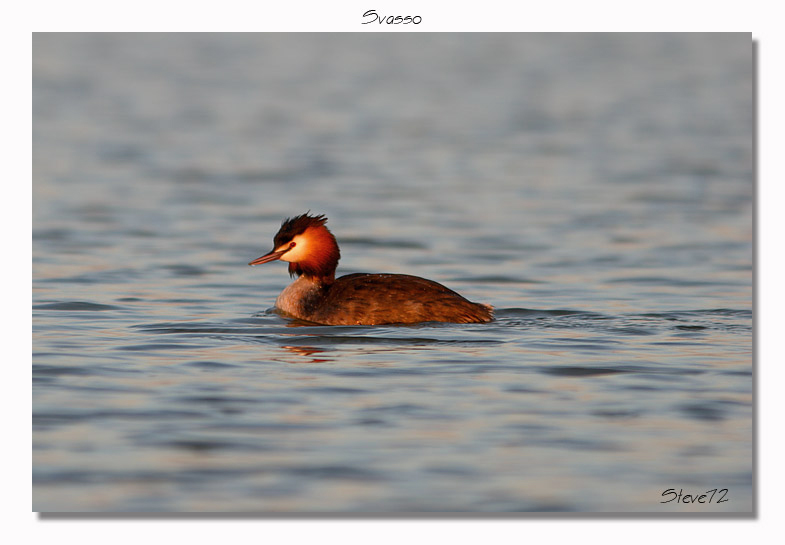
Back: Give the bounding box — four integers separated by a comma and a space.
248, 213, 494, 325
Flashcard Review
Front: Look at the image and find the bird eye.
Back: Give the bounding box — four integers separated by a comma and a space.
289, 242, 296, 248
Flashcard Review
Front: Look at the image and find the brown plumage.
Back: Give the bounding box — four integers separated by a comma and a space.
249, 213, 493, 326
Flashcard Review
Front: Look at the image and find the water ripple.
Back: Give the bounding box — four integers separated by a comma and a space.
34, 301, 121, 311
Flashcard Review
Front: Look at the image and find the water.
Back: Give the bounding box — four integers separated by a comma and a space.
33, 33, 753, 512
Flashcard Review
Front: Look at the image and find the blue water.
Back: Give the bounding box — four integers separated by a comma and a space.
33, 33, 752, 512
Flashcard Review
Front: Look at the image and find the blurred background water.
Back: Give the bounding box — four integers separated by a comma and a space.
32, 33, 752, 512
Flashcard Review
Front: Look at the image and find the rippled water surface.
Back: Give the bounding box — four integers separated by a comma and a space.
33, 33, 753, 512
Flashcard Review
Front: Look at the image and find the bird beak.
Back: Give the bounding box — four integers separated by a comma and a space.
248, 248, 288, 266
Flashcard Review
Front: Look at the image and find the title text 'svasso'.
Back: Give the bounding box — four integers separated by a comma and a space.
362, 10, 422, 25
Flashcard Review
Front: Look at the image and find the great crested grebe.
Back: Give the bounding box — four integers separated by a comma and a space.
248, 213, 494, 325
